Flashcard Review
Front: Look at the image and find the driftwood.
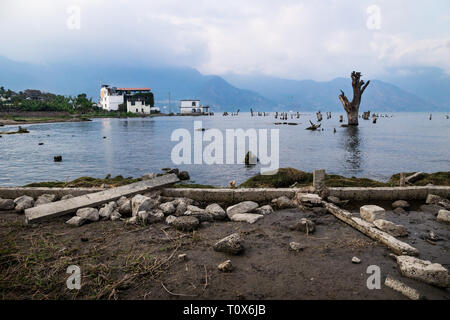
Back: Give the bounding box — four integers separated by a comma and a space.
338, 71, 370, 126
306, 120, 321, 131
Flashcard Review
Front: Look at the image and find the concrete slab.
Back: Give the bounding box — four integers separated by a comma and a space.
24, 174, 179, 224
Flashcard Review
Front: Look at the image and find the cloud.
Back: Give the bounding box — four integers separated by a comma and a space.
0, 0, 448, 80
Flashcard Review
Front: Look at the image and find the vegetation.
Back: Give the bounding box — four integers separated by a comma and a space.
240, 168, 313, 188
24, 175, 140, 188
389, 172, 450, 186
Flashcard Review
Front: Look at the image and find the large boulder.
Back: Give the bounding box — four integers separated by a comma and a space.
159, 202, 176, 215
437, 210, 450, 224
360, 205, 386, 222
226, 201, 259, 219
171, 216, 200, 231
205, 203, 227, 220
0, 198, 15, 211
175, 200, 187, 216
426, 194, 442, 205
213, 233, 244, 255
99, 202, 116, 219
35, 194, 57, 206
14, 195, 34, 213
116, 196, 128, 207
396, 256, 448, 287
271, 196, 295, 209
289, 218, 315, 234
392, 200, 410, 209
373, 219, 408, 237
131, 194, 157, 216
230, 213, 264, 224
254, 205, 274, 215
118, 199, 132, 216
76, 207, 99, 222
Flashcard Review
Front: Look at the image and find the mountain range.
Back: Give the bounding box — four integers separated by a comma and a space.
0, 56, 448, 112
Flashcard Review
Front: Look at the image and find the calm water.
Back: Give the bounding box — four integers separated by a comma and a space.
0, 113, 449, 186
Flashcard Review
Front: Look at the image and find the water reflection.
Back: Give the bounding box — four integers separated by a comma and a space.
341, 126, 362, 174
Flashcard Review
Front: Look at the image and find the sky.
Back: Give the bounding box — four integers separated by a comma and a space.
0, 0, 449, 81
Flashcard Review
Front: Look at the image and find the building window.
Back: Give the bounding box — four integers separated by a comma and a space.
131, 101, 135, 106
192, 101, 196, 106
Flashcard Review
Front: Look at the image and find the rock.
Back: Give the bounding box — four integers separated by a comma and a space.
184, 210, 213, 222
175, 200, 187, 216
148, 210, 165, 223
118, 200, 132, 216
14, 195, 34, 213
35, 194, 57, 206
289, 218, 315, 234
99, 201, 116, 219
230, 213, 264, 224
405, 172, 425, 184
396, 256, 449, 287
131, 194, 157, 216
178, 254, 187, 261
205, 203, 227, 220
61, 194, 74, 200
54, 155, 62, 162
327, 196, 341, 205
138, 211, 149, 223
66, 216, 85, 227
393, 207, 408, 215
296, 193, 322, 206
159, 202, 176, 215
384, 276, 422, 300
373, 219, 408, 237
141, 173, 155, 180
76, 207, 99, 222
392, 200, 410, 209
226, 201, 259, 218
352, 257, 361, 264
271, 196, 295, 209
110, 211, 122, 221
312, 207, 329, 215
420, 204, 443, 215
213, 233, 244, 255
425, 194, 441, 205
165, 215, 177, 225
0, 198, 15, 211
177, 171, 190, 180
201, 221, 211, 228
186, 205, 204, 213
254, 205, 274, 215
360, 205, 386, 222
126, 216, 138, 224
289, 242, 304, 252
172, 216, 200, 231
116, 196, 128, 207
218, 260, 234, 272
437, 210, 450, 224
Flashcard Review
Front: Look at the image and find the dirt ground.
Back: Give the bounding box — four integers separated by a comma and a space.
0, 202, 449, 300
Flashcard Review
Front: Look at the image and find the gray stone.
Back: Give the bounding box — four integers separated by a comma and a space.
392, 200, 410, 209
420, 204, 443, 215
35, 194, 57, 206
396, 256, 449, 287
165, 215, 177, 225
172, 216, 200, 231
437, 210, 450, 224
66, 216, 86, 227
138, 211, 149, 223
61, 194, 74, 200
213, 233, 244, 255
0, 198, 15, 211
184, 210, 213, 222
230, 213, 264, 224
289, 242, 304, 251
297, 193, 322, 205
159, 202, 176, 215
352, 257, 361, 264
205, 203, 227, 220
393, 207, 408, 215
218, 260, 234, 272
131, 194, 157, 216
289, 218, 315, 234
148, 210, 165, 223
126, 216, 138, 224
360, 205, 386, 222
178, 171, 190, 180
116, 196, 128, 207
327, 196, 341, 204
271, 196, 295, 209
373, 219, 408, 237
175, 200, 187, 216
426, 194, 442, 205
118, 200, 132, 216
226, 201, 259, 218
99, 201, 116, 219
186, 205, 205, 213
14, 195, 35, 213
110, 211, 122, 221
76, 207, 99, 222
254, 205, 274, 215
141, 173, 155, 180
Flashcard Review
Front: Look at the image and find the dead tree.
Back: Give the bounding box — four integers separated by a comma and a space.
306, 120, 321, 131
338, 71, 370, 126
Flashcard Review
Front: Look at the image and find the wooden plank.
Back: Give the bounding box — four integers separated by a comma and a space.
323, 201, 419, 256
25, 174, 179, 224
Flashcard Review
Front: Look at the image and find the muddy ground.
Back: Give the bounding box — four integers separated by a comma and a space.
0, 201, 449, 300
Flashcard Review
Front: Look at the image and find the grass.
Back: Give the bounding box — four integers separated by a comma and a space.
24, 175, 140, 188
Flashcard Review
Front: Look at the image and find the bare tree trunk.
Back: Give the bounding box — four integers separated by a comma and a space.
338, 71, 370, 126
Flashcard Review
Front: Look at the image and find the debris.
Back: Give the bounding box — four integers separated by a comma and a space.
289, 218, 315, 234
352, 257, 361, 264
177, 171, 190, 180
226, 201, 259, 219
271, 196, 295, 209
297, 193, 322, 206
54, 155, 62, 162
218, 260, 234, 272
360, 205, 386, 222
178, 254, 187, 261
426, 194, 442, 205
213, 233, 244, 255
373, 219, 408, 237
141, 173, 155, 180
384, 276, 422, 300
289, 242, 304, 252
230, 213, 264, 224
66, 216, 85, 227
437, 209, 450, 224
405, 172, 425, 184
396, 256, 448, 288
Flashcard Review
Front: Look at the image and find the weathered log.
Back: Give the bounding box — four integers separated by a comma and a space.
306, 120, 321, 131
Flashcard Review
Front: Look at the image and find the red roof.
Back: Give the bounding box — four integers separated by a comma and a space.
116, 88, 151, 91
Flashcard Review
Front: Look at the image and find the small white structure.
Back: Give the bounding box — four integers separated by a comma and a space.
126, 100, 160, 114
180, 100, 210, 115
99, 85, 152, 112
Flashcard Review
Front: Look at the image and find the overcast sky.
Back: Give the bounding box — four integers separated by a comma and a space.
0, 0, 449, 80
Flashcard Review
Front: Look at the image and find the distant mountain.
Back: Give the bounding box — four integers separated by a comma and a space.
223, 73, 445, 112
0, 56, 273, 112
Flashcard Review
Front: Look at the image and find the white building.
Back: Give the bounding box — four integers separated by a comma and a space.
179, 100, 210, 114
126, 100, 160, 114
99, 85, 153, 112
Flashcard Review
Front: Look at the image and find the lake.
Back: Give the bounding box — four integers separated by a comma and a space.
0, 112, 449, 187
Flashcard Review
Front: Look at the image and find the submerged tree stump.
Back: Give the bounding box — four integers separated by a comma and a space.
338, 71, 370, 126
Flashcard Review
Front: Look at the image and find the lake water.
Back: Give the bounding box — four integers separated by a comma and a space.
0, 113, 449, 186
